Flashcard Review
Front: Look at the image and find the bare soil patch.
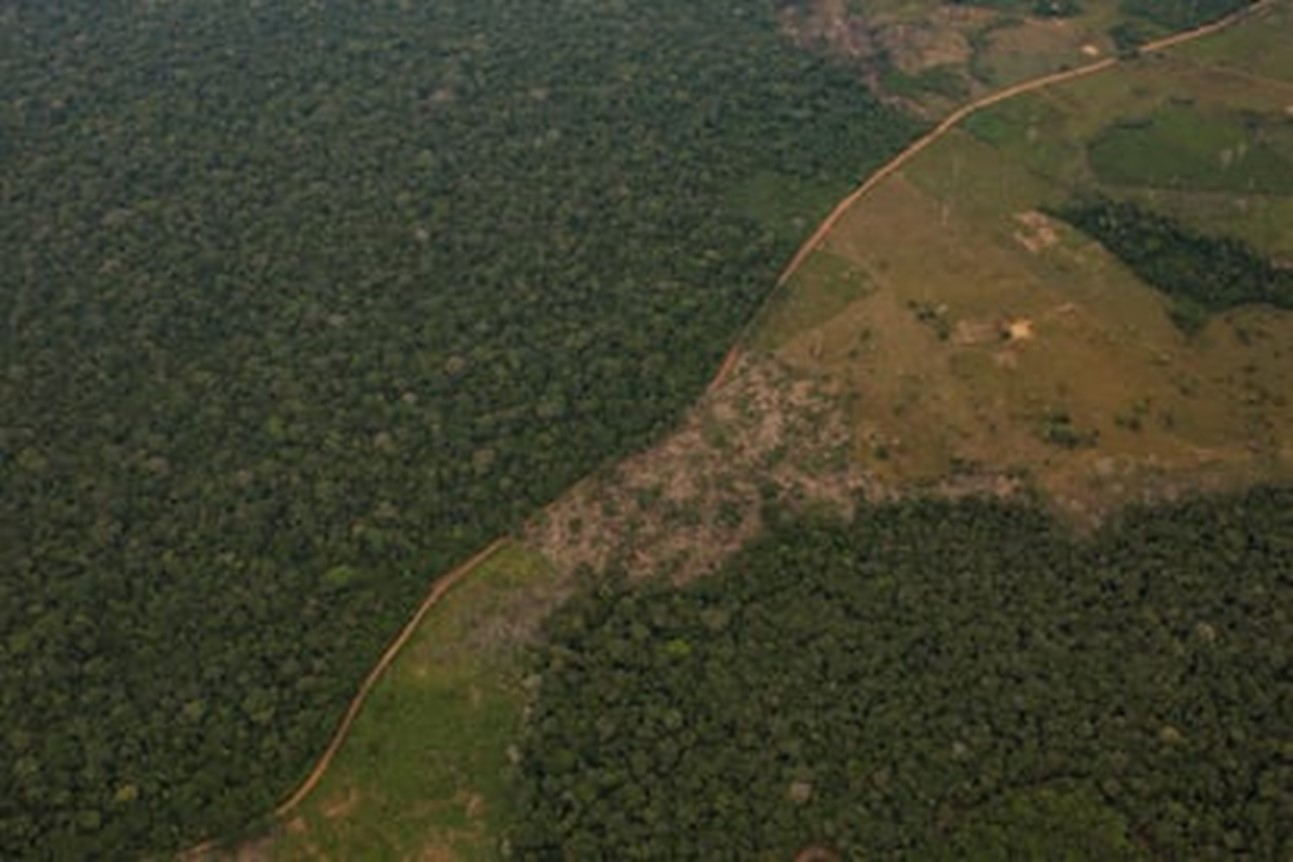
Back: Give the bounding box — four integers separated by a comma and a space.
794, 844, 843, 862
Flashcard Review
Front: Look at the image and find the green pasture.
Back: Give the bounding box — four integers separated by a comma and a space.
760, 3, 1293, 509
1088, 103, 1293, 193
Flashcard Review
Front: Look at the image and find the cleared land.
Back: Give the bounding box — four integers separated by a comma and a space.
758, 0, 1293, 519
782, 0, 1189, 118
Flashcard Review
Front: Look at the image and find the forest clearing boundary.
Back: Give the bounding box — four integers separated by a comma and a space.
179, 2, 1274, 854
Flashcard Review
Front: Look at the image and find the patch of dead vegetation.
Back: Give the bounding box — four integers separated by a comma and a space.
952, 319, 999, 345
179, 834, 276, 862
778, 0, 988, 107
450, 556, 579, 656
794, 844, 843, 862
780, 0, 987, 72
779, 0, 879, 65
523, 353, 875, 584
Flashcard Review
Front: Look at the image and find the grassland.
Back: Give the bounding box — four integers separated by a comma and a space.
959, 35, 1293, 254
756, 0, 1293, 517
1179, 0, 1293, 81
1087, 104, 1293, 194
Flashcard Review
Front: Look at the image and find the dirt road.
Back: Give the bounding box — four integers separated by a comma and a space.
273, 539, 508, 818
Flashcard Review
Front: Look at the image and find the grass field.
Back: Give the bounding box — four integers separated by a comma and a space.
1179, 0, 1293, 82
751, 251, 874, 351
1088, 104, 1293, 194
957, 24, 1293, 254
757, 1, 1293, 517
266, 545, 562, 862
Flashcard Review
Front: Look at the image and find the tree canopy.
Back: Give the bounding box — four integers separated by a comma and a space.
513, 491, 1293, 859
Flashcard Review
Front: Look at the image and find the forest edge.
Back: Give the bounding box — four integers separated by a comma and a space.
174, 0, 1278, 855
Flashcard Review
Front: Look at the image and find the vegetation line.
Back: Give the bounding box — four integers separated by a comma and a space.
707, 0, 1274, 392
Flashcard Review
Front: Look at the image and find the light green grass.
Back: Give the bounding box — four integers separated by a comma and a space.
1088, 104, 1293, 193
271, 544, 559, 862
955, 37, 1293, 255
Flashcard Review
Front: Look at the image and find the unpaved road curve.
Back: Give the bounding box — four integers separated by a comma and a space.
708, 0, 1276, 392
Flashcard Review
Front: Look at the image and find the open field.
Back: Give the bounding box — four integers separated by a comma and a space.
958, 27, 1293, 254
1088, 104, 1293, 194
784, 0, 1131, 116
782, 0, 1261, 119
757, 0, 1293, 518
1178, 0, 1293, 81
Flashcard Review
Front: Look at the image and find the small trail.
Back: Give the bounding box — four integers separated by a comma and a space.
707, 0, 1274, 391
706, 347, 744, 395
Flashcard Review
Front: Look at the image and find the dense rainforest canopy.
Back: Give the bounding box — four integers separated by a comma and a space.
0, 0, 919, 856
513, 491, 1293, 859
